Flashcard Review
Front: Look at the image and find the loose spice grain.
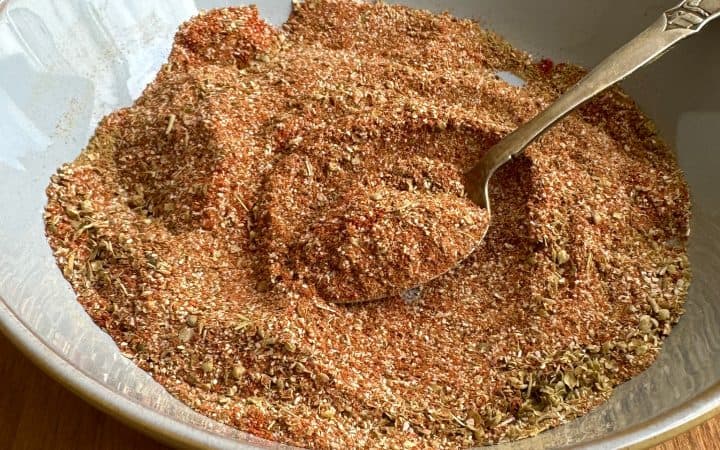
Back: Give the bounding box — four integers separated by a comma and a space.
45, 2, 691, 449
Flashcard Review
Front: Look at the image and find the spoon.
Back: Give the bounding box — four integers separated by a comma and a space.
464, 0, 720, 212
291, 0, 720, 304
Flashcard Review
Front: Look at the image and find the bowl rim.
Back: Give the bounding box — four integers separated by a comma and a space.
1, 292, 719, 448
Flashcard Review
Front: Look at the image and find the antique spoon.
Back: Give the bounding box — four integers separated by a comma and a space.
312, 0, 720, 304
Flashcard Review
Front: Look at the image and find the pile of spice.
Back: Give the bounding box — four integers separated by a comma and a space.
257, 152, 490, 303
44, 1, 691, 449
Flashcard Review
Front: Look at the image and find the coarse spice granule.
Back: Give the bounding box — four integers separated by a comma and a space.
44, 1, 691, 449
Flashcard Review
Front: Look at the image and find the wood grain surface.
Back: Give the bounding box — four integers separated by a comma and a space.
0, 332, 717, 449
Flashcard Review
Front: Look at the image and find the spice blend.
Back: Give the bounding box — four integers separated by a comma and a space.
45, 1, 691, 449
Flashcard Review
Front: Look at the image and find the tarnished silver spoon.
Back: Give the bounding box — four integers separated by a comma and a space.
309, 0, 719, 304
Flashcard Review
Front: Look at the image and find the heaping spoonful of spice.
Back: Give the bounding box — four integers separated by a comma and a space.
268, 0, 719, 304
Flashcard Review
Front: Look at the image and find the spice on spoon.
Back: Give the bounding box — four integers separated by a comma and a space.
287, 188, 488, 303
254, 150, 489, 303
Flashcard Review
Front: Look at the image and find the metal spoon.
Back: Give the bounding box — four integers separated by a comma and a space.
311, 0, 719, 304
464, 0, 720, 213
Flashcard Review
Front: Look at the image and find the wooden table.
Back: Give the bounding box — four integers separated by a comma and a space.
0, 333, 717, 449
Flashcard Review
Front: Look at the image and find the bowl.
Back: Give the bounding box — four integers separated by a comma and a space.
1, 0, 719, 448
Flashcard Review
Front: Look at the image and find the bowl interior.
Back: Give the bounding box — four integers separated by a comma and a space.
1, 1, 719, 448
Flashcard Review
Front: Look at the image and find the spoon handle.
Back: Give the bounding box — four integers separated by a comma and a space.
466, 0, 720, 210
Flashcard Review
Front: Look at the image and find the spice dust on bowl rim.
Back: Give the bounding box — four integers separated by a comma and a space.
1, 1, 720, 449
